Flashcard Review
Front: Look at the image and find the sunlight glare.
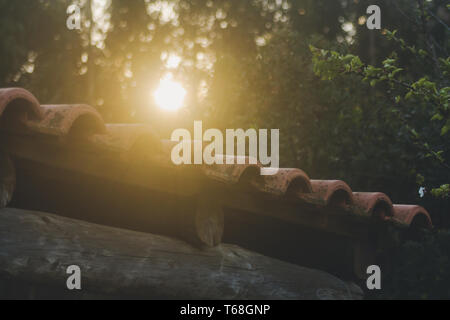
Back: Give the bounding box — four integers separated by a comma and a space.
153, 74, 186, 111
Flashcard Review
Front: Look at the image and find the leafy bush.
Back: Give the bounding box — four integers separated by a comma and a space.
310, 34, 449, 201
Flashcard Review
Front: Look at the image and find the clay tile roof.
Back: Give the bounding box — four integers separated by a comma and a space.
392, 205, 433, 229
0, 87, 434, 262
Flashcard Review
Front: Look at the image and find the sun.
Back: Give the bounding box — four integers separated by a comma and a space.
154, 74, 186, 111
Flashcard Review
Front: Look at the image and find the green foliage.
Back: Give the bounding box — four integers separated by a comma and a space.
310, 26, 450, 201
377, 230, 450, 299
432, 184, 450, 199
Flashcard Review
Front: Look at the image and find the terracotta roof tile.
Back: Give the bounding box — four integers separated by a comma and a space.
26, 104, 106, 137
254, 168, 312, 197
392, 204, 433, 229
0, 88, 42, 121
353, 192, 394, 220
202, 155, 261, 184
300, 180, 354, 208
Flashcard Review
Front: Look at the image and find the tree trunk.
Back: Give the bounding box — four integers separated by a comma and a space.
0, 208, 362, 300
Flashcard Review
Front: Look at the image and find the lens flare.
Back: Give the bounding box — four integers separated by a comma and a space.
153, 74, 186, 111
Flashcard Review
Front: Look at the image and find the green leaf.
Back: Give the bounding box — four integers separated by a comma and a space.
405, 91, 413, 100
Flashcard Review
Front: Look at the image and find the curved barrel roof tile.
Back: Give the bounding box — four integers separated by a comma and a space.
392, 205, 433, 229
255, 168, 312, 197
299, 180, 354, 209
202, 155, 261, 185
0, 88, 42, 121
353, 192, 394, 220
27, 104, 106, 137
